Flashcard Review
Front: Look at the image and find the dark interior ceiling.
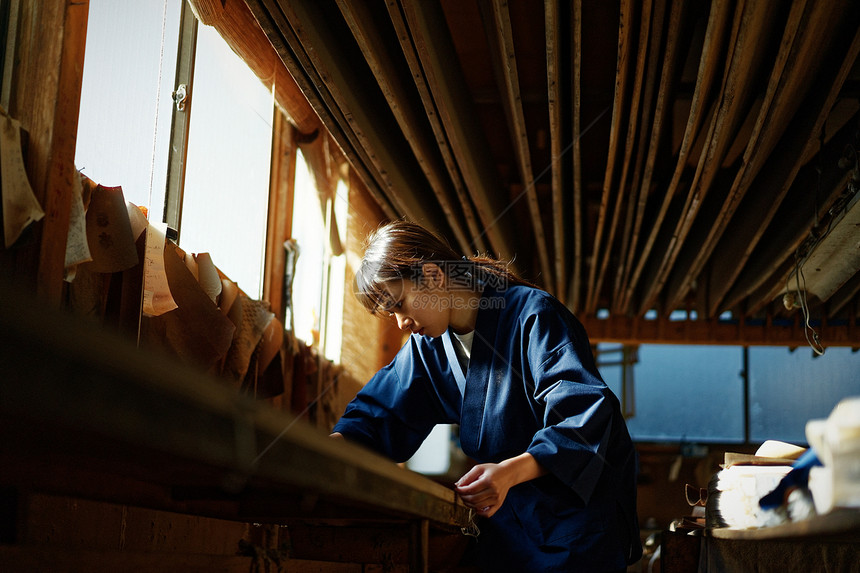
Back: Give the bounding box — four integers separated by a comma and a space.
245, 0, 860, 337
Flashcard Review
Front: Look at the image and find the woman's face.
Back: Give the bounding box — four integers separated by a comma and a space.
382, 277, 450, 338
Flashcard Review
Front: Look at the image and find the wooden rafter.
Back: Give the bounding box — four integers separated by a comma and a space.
334, 0, 474, 255
567, 0, 584, 312
590, 0, 654, 315
665, 0, 851, 314
585, 0, 633, 313
613, 0, 670, 314
254, 0, 457, 228
482, 0, 553, 286
638, 0, 774, 316
581, 314, 860, 347
545, 0, 566, 300
381, 2, 490, 255
397, 0, 517, 261
619, 0, 732, 314
708, 9, 860, 315
614, 0, 678, 311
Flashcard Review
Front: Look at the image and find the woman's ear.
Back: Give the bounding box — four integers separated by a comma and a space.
421, 262, 445, 289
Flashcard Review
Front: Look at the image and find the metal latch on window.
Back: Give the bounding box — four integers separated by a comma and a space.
172, 84, 188, 111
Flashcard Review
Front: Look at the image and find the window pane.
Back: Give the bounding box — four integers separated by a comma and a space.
749, 347, 860, 444
291, 151, 325, 345
75, 0, 181, 221
179, 24, 273, 298
323, 180, 349, 362
620, 345, 745, 442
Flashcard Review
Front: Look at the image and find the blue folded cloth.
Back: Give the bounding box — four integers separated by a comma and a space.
759, 449, 822, 510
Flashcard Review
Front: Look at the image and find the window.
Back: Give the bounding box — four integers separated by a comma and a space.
599, 343, 860, 445
75, 0, 181, 222
177, 23, 273, 298
76, 1, 344, 353
290, 151, 326, 347
748, 347, 860, 443
602, 345, 745, 443
322, 179, 348, 362
290, 153, 347, 361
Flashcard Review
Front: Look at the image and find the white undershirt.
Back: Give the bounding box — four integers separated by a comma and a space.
452, 330, 474, 375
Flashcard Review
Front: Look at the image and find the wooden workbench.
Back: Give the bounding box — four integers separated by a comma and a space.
0, 282, 473, 572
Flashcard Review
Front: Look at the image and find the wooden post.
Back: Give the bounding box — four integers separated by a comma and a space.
263, 110, 297, 320
6, 0, 88, 305
409, 519, 429, 573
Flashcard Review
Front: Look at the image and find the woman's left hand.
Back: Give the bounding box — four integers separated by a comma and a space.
454, 453, 547, 518
454, 462, 514, 518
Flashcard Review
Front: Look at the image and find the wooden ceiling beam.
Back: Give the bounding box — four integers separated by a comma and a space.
382, 3, 489, 255
397, 0, 517, 261
637, 0, 774, 316
591, 0, 654, 314
545, 0, 566, 300
707, 10, 860, 316
481, 0, 553, 286
619, 0, 731, 315
251, 0, 456, 234
566, 0, 585, 312
613, 0, 673, 313
584, 0, 634, 313
666, 0, 855, 315
333, 0, 473, 255
728, 166, 852, 317
580, 314, 860, 347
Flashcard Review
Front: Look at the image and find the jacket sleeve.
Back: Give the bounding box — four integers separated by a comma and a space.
522, 303, 622, 505
331, 338, 451, 462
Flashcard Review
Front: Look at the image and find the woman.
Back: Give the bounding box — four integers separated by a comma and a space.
332, 220, 641, 572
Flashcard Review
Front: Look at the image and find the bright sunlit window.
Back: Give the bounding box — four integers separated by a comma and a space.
178, 24, 274, 298
291, 151, 325, 347
290, 152, 347, 360
75, 0, 180, 222
323, 179, 348, 362
75, 2, 347, 361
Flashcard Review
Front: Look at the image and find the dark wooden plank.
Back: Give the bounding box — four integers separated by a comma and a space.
0, 547, 261, 573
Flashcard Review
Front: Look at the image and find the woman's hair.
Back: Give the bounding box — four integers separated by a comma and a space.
354, 219, 531, 314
